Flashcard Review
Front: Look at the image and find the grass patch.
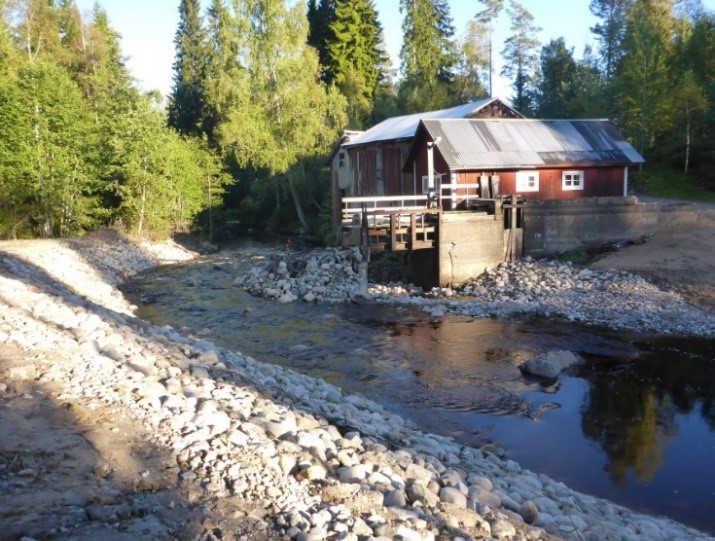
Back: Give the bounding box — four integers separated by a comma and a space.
630, 167, 715, 202
553, 246, 589, 264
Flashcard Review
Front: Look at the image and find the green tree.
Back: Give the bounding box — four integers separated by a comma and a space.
56, 0, 84, 70
7, 0, 62, 62
168, 0, 207, 135
0, 2, 18, 70
570, 45, 605, 118
615, 0, 676, 155
4, 61, 95, 237
589, 0, 632, 83
307, 0, 335, 81
670, 70, 708, 173
475, 0, 503, 97
535, 38, 578, 118
500, 0, 541, 114
398, 0, 456, 112
211, 0, 347, 233
327, 0, 386, 127
452, 19, 489, 103
201, 0, 251, 143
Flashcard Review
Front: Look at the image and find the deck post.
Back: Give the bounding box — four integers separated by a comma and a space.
390, 213, 397, 251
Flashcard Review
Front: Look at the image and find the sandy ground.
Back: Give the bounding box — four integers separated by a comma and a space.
1, 203, 714, 540
591, 201, 715, 312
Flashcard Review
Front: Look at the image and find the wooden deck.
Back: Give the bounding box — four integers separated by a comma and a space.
339, 192, 513, 256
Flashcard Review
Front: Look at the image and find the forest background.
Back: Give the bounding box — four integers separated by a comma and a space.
0, 0, 714, 242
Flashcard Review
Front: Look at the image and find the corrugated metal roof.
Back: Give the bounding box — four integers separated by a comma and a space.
418, 119, 644, 170
344, 97, 517, 147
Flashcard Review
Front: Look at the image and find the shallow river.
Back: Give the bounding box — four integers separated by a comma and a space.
122, 244, 715, 534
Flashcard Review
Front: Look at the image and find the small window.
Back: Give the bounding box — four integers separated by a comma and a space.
516, 171, 539, 192
338, 151, 346, 168
422, 174, 442, 194
562, 170, 584, 191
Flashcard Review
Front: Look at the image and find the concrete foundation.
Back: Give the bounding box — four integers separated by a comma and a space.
523, 196, 699, 256
438, 212, 507, 286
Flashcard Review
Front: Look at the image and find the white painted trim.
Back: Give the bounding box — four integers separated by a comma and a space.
516, 170, 540, 192
562, 170, 585, 191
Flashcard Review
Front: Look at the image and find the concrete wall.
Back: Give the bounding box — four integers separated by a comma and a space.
438, 212, 506, 286
523, 196, 699, 256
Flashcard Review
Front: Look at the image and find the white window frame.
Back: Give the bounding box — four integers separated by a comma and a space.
562, 170, 585, 191
422, 173, 443, 194
515, 170, 539, 192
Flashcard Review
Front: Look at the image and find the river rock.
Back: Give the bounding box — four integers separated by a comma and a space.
439, 486, 467, 507
519, 350, 582, 379
519, 500, 539, 524
384, 489, 406, 507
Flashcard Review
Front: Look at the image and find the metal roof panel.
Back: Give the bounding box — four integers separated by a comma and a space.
344, 98, 514, 147
418, 119, 644, 170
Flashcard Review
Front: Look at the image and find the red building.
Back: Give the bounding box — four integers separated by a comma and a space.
330, 98, 522, 225
331, 101, 644, 223
404, 118, 645, 208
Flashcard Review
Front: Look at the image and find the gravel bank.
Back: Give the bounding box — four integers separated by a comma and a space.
238, 249, 715, 338
1, 232, 713, 541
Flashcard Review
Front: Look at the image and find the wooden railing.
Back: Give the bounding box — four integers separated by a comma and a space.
341, 195, 440, 252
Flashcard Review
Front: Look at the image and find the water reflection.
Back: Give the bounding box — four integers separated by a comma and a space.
580, 342, 715, 485
122, 253, 715, 533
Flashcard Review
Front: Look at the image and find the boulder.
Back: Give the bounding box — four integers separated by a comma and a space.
519, 350, 582, 379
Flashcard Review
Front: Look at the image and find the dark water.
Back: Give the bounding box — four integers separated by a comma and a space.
122, 246, 715, 534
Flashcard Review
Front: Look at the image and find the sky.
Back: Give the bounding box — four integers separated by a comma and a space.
73, 0, 715, 102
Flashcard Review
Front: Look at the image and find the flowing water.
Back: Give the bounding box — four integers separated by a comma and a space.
122, 244, 715, 534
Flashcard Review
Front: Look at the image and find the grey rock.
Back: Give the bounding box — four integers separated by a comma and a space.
519, 500, 539, 524
519, 350, 582, 379
440, 486, 467, 507
384, 489, 407, 507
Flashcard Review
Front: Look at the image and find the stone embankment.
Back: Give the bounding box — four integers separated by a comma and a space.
1, 233, 713, 541
239, 249, 715, 338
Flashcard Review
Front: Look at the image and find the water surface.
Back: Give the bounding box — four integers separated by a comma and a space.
122, 246, 715, 534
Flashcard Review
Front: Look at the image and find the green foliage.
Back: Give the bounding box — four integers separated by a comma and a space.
326, 0, 386, 128
0, 60, 97, 238
554, 246, 589, 265
307, 0, 336, 82
630, 167, 715, 202
451, 19, 489, 102
500, 0, 541, 115
168, 0, 207, 135
203, 0, 347, 235
398, 0, 457, 113
589, 0, 631, 83
0, 1, 230, 240
615, 0, 676, 156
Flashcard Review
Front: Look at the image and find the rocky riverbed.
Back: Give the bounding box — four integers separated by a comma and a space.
237, 249, 715, 338
1, 230, 713, 541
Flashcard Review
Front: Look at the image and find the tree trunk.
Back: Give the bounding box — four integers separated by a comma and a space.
288, 174, 310, 234
684, 114, 691, 175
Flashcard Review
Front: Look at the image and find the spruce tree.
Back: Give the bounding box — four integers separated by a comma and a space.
327, 0, 385, 127
398, 0, 457, 112
307, 0, 335, 81
168, 0, 207, 136
535, 38, 579, 118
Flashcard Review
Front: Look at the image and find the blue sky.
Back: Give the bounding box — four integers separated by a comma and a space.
73, 0, 714, 101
